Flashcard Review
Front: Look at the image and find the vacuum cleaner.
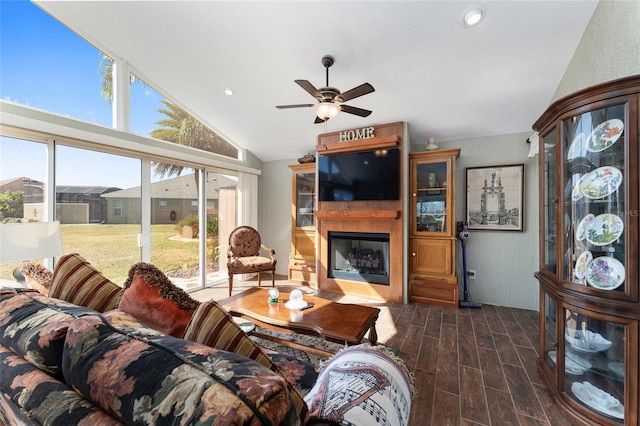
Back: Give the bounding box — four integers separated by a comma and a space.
458, 222, 481, 308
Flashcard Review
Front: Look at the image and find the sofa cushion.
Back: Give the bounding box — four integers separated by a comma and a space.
184, 301, 313, 421
305, 344, 414, 426
117, 262, 199, 337
0, 344, 121, 426
62, 313, 299, 425
49, 253, 121, 312
0, 290, 96, 379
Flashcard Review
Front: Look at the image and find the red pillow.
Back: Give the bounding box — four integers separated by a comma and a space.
117, 263, 200, 337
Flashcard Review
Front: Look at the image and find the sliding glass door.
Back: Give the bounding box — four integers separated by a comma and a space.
55, 145, 141, 285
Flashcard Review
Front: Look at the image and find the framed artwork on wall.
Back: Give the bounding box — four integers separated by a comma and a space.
465, 164, 525, 231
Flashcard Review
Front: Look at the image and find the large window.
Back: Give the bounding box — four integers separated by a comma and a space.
0, 3, 112, 127
130, 73, 239, 159
1, 3, 251, 290
0, 136, 50, 282
55, 145, 141, 284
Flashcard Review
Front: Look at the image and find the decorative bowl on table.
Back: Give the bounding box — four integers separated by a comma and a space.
565, 328, 612, 353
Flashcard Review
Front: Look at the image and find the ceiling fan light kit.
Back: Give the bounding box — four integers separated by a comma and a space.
276, 55, 375, 123
314, 102, 341, 120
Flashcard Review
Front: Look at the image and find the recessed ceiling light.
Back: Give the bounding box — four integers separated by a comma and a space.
224, 88, 234, 96
462, 6, 486, 27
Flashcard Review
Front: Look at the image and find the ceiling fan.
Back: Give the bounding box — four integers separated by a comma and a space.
276, 55, 375, 123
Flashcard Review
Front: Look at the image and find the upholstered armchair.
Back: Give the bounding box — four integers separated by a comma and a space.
226, 226, 277, 296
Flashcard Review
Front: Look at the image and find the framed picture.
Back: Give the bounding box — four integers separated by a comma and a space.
465, 164, 524, 231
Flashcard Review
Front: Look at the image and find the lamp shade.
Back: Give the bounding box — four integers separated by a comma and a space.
314, 102, 341, 120
0, 221, 64, 263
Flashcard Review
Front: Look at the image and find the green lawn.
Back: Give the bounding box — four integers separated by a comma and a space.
1, 224, 217, 285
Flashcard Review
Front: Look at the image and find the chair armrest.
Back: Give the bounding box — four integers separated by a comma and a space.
260, 244, 277, 262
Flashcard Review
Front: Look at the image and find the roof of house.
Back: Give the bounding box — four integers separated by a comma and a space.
101, 173, 238, 199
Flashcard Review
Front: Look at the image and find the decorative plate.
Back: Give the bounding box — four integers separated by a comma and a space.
548, 351, 592, 375
567, 132, 588, 160
571, 381, 624, 419
565, 328, 612, 353
574, 251, 593, 280
586, 213, 624, 246
575, 214, 594, 242
571, 173, 591, 201
586, 256, 625, 290
580, 166, 623, 199
586, 119, 624, 153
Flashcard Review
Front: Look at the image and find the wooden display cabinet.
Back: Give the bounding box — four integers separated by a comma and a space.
408, 148, 461, 308
533, 75, 640, 425
288, 163, 316, 285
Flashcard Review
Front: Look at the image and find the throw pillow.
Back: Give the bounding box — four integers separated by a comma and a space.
117, 262, 199, 338
305, 344, 415, 426
49, 253, 121, 312
20, 262, 53, 295
62, 314, 298, 425
184, 301, 312, 422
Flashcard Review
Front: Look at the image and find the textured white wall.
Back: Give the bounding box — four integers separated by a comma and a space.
553, 0, 640, 101
260, 159, 300, 275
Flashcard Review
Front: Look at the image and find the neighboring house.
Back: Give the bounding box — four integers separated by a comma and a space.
56, 185, 121, 224
0, 177, 46, 220
101, 173, 238, 225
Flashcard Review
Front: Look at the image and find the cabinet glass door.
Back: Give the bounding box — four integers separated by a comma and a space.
295, 171, 315, 228
543, 293, 558, 374
562, 104, 626, 293
414, 161, 448, 234
563, 307, 626, 423
542, 128, 558, 275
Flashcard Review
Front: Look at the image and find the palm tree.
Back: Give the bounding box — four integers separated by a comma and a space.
150, 99, 238, 184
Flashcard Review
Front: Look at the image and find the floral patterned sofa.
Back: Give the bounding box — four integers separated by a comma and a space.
0, 254, 414, 425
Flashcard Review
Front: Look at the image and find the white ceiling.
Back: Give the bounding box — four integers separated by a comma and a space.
37, 1, 598, 162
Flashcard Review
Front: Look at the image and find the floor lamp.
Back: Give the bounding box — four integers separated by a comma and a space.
0, 221, 64, 283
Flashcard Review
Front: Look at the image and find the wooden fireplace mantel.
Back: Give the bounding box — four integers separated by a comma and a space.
314, 210, 400, 220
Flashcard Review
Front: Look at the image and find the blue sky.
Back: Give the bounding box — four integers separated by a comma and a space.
0, 0, 166, 188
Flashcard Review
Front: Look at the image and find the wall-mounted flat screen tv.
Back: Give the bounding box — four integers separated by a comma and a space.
318, 148, 400, 201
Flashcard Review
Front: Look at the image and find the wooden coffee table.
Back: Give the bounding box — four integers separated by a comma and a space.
218, 287, 379, 346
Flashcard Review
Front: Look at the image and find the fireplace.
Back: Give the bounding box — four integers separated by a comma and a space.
328, 231, 390, 285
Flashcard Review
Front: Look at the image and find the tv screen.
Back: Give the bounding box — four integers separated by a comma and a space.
318, 148, 400, 201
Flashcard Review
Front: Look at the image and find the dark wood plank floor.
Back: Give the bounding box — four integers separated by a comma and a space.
191, 276, 572, 426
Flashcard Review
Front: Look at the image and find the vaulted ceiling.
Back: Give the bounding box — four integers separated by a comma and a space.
37, 1, 599, 162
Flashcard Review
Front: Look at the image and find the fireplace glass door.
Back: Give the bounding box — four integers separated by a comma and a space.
328, 231, 390, 285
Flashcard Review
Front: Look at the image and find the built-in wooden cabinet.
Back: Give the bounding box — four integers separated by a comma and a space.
288, 163, 316, 285
533, 76, 640, 426
408, 148, 460, 308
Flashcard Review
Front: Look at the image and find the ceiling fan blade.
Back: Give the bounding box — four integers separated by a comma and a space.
335, 83, 375, 102
295, 80, 323, 101
275, 104, 315, 109
314, 116, 327, 124
340, 104, 372, 117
